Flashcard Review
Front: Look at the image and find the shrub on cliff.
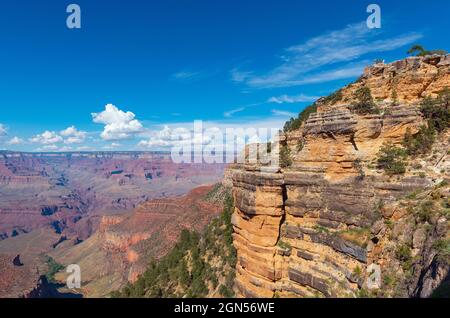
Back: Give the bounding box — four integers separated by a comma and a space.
407, 44, 448, 57
376, 143, 407, 176
403, 126, 436, 156
282, 89, 345, 132
395, 244, 413, 271
421, 91, 450, 133
351, 87, 380, 115
283, 103, 318, 132
433, 239, 450, 265
404, 89, 450, 155
438, 86, 450, 106
322, 89, 343, 105
279, 145, 292, 168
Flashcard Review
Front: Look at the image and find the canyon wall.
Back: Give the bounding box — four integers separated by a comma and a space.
231, 55, 450, 298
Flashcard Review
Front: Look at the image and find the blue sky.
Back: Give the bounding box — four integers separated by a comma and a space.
0, 0, 448, 151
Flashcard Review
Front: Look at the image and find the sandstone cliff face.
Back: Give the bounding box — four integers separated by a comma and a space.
231, 55, 449, 298
329, 54, 450, 108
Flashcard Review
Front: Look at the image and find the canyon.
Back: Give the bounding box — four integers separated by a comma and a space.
49, 185, 223, 297
0, 151, 225, 297
1, 54, 449, 299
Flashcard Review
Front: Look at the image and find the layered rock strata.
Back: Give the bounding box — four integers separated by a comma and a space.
231, 55, 449, 298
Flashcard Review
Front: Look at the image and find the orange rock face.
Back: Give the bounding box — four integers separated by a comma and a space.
231, 55, 450, 298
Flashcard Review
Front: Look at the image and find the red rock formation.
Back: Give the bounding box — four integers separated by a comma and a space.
48, 185, 223, 296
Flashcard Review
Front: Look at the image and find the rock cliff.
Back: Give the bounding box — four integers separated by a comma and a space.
231, 55, 450, 298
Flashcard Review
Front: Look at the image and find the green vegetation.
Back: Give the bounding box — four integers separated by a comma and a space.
352, 265, 362, 278
407, 44, 447, 57
406, 190, 419, 200
322, 89, 343, 105
395, 244, 413, 271
403, 126, 435, 156
376, 143, 407, 176
277, 240, 292, 251
283, 103, 318, 132
416, 200, 436, 223
313, 224, 330, 234
45, 256, 64, 283
433, 239, 450, 265
403, 88, 450, 156
338, 228, 370, 248
296, 139, 304, 152
204, 183, 227, 203
282, 89, 345, 133
391, 89, 399, 106
111, 188, 237, 298
351, 87, 380, 115
421, 91, 450, 133
353, 158, 365, 180
383, 273, 397, 289
266, 141, 272, 154
357, 287, 376, 298
279, 144, 292, 168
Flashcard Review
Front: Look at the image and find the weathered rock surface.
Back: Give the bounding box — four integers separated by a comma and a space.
232, 55, 450, 298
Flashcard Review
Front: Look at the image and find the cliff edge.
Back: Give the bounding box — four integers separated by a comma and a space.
231, 54, 450, 298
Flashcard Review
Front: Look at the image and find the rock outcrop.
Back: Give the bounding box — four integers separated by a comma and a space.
231, 55, 450, 298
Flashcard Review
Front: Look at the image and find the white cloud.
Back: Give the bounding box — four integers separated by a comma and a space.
271, 109, 297, 117
30, 131, 63, 145
36, 145, 59, 151
7, 137, 24, 145
0, 124, 7, 136
137, 118, 287, 151
268, 94, 319, 104
58, 146, 73, 152
76, 146, 94, 151
172, 71, 200, 81
224, 107, 246, 118
138, 126, 191, 149
60, 126, 87, 144
103, 142, 122, 150
92, 104, 143, 141
223, 102, 266, 118
230, 68, 253, 83
29, 126, 88, 147
233, 22, 422, 88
